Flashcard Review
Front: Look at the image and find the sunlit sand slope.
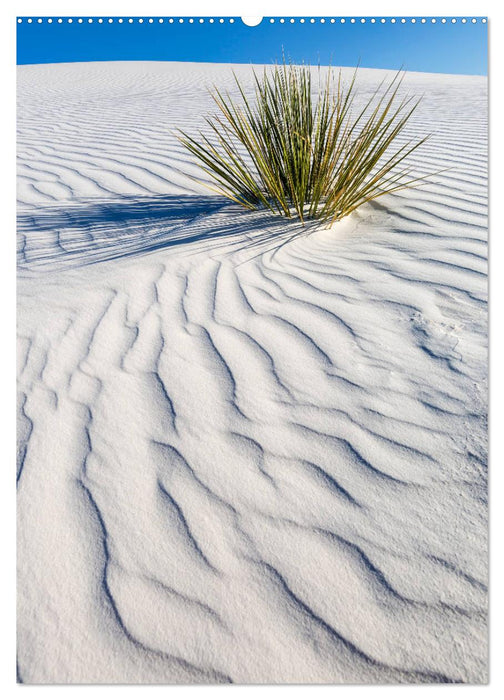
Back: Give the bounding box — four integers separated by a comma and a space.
17, 62, 487, 684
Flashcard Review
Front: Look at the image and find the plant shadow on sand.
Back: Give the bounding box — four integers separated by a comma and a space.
17, 194, 317, 272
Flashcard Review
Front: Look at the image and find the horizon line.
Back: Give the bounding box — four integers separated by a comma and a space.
16, 58, 488, 77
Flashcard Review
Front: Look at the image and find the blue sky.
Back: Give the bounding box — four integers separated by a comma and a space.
17, 17, 487, 75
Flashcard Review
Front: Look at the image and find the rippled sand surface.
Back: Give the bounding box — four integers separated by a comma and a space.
17, 62, 487, 683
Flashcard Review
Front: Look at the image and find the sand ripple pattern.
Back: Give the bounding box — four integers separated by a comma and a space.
17, 62, 487, 683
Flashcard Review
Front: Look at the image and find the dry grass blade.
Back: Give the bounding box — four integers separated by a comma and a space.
178, 60, 431, 226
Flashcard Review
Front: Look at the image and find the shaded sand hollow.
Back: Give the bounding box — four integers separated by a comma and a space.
17, 61, 488, 683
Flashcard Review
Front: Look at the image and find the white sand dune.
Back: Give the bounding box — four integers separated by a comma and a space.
17, 62, 487, 684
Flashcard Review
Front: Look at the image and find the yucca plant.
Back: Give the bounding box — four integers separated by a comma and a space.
179, 61, 429, 226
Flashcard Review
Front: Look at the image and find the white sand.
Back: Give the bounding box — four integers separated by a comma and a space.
17, 61, 488, 684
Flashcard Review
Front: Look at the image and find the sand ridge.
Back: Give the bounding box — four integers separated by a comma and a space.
17, 61, 488, 684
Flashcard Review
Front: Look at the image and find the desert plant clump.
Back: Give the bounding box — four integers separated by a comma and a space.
178, 61, 430, 226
